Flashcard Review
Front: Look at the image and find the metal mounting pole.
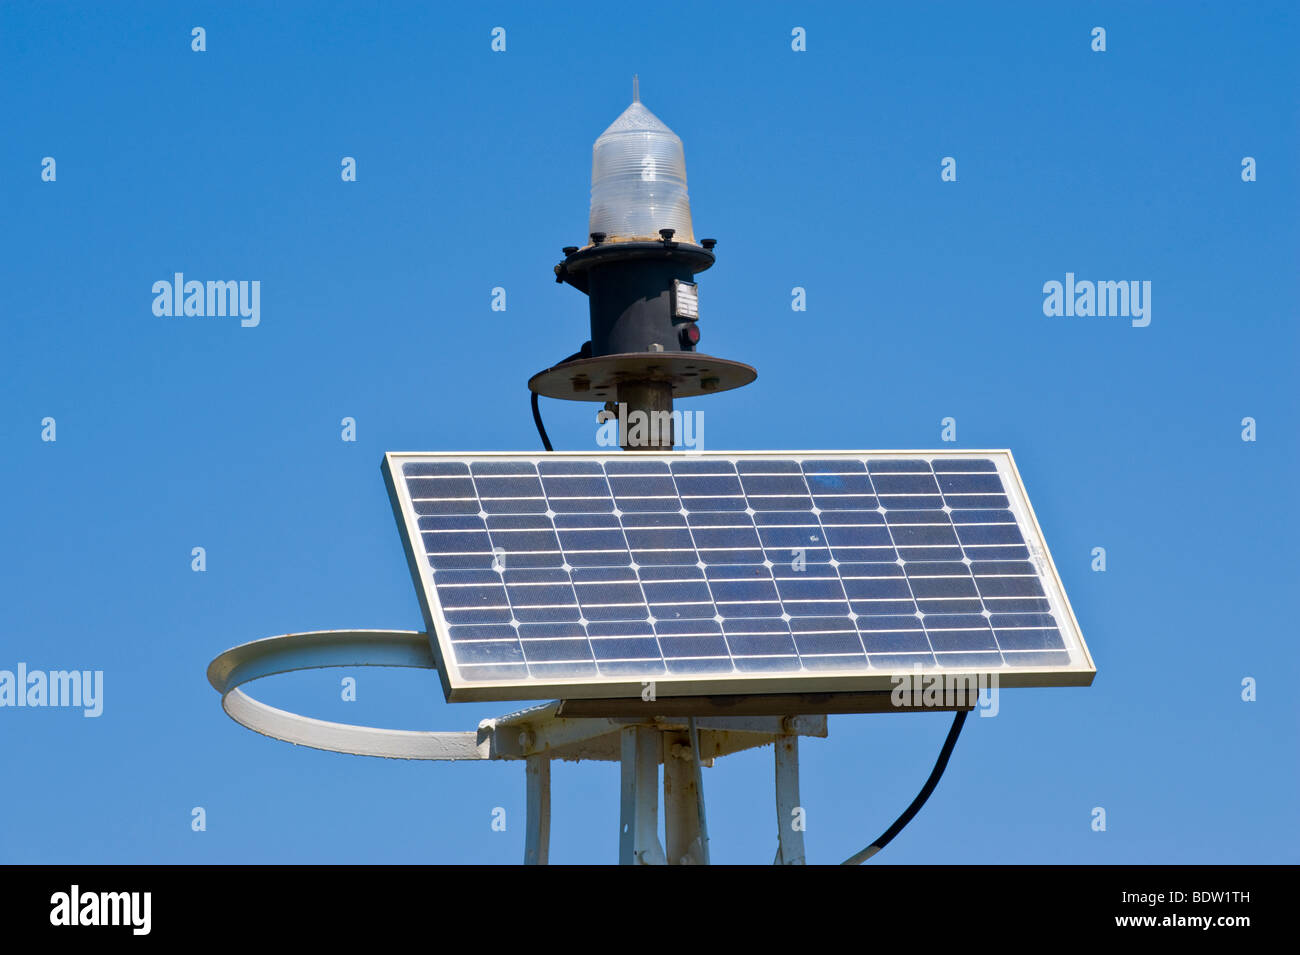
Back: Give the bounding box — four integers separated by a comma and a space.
619, 726, 666, 865
662, 732, 704, 864
524, 753, 551, 865
617, 379, 674, 450
687, 715, 712, 864
774, 735, 806, 865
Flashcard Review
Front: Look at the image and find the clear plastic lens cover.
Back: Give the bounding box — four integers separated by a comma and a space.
589, 100, 695, 243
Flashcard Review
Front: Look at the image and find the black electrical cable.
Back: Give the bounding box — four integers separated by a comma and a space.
529, 345, 589, 453
530, 389, 553, 452
842, 709, 969, 864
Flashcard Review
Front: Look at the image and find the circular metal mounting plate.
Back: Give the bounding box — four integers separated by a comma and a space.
556, 241, 715, 293
528, 352, 757, 402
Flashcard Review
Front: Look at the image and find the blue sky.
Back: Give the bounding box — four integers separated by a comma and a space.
1, 1, 1296, 864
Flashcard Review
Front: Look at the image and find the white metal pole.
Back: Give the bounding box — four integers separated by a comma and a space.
687, 716, 711, 865
524, 753, 551, 865
619, 726, 666, 864
774, 735, 806, 865
663, 732, 704, 864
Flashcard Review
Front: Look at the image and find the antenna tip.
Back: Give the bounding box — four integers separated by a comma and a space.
632, 74, 639, 103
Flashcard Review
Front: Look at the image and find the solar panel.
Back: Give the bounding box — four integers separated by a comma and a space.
383, 451, 1094, 702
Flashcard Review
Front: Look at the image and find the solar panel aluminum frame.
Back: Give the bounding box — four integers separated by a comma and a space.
382, 450, 1095, 704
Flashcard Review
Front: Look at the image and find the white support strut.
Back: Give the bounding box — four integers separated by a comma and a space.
662, 731, 704, 865
774, 735, 807, 865
619, 726, 666, 865
524, 754, 551, 865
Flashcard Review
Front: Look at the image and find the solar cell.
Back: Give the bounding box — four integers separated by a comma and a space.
384, 451, 1094, 702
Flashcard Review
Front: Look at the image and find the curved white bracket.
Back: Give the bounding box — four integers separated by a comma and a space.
206, 629, 486, 761
207, 629, 831, 864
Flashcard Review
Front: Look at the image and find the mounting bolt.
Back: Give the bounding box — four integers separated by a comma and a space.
590, 232, 606, 245
781, 716, 798, 734
562, 246, 579, 256
659, 228, 675, 243
701, 238, 717, 250
518, 729, 536, 750
649, 342, 664, 353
